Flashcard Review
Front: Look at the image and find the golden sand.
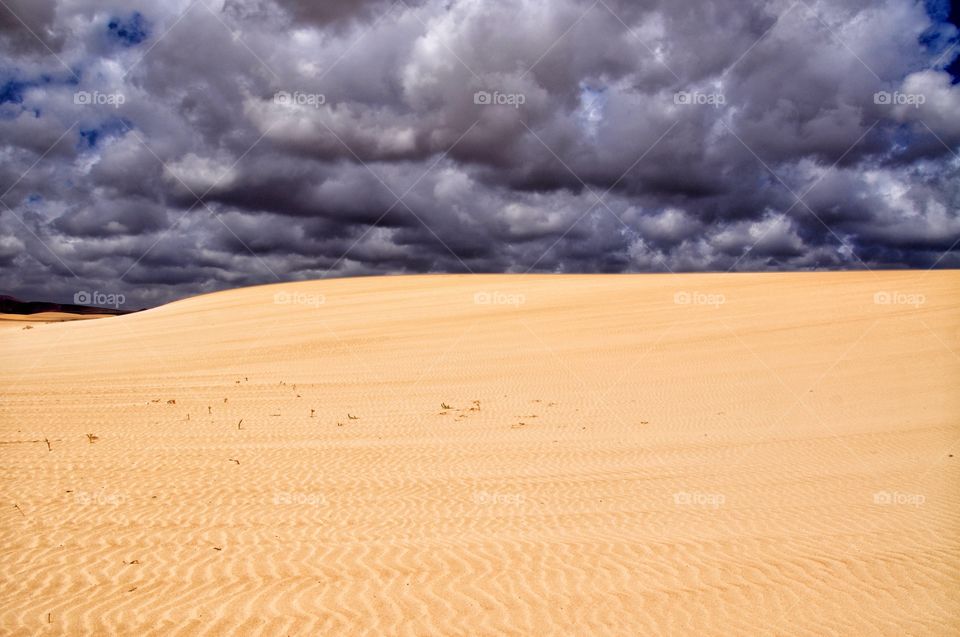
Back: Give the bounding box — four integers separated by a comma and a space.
0, 312, 115, 329
1, 271, 958, 635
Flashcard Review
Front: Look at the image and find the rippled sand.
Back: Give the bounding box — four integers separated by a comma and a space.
1, 272, 958, 635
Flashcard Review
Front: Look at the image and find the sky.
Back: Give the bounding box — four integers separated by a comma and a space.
0, 0, 958, 307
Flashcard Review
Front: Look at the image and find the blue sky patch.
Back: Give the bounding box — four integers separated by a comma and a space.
0, 78, 30, 104
108, 12, 149, 47
79, 117, 134, 150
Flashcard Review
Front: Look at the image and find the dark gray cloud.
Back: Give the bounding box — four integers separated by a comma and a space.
0, 0, 957, 307
0, 0, 64, 52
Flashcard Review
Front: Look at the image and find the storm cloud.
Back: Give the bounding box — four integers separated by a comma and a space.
1, 0, 958, 306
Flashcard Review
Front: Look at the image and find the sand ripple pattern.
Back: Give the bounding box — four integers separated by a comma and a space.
1, 272, 958, 635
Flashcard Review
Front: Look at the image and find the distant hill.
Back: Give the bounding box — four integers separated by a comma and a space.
0, 295, 139, 316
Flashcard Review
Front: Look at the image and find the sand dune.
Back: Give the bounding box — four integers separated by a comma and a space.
1, 272, 958, 635
0, 312, 117, 330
